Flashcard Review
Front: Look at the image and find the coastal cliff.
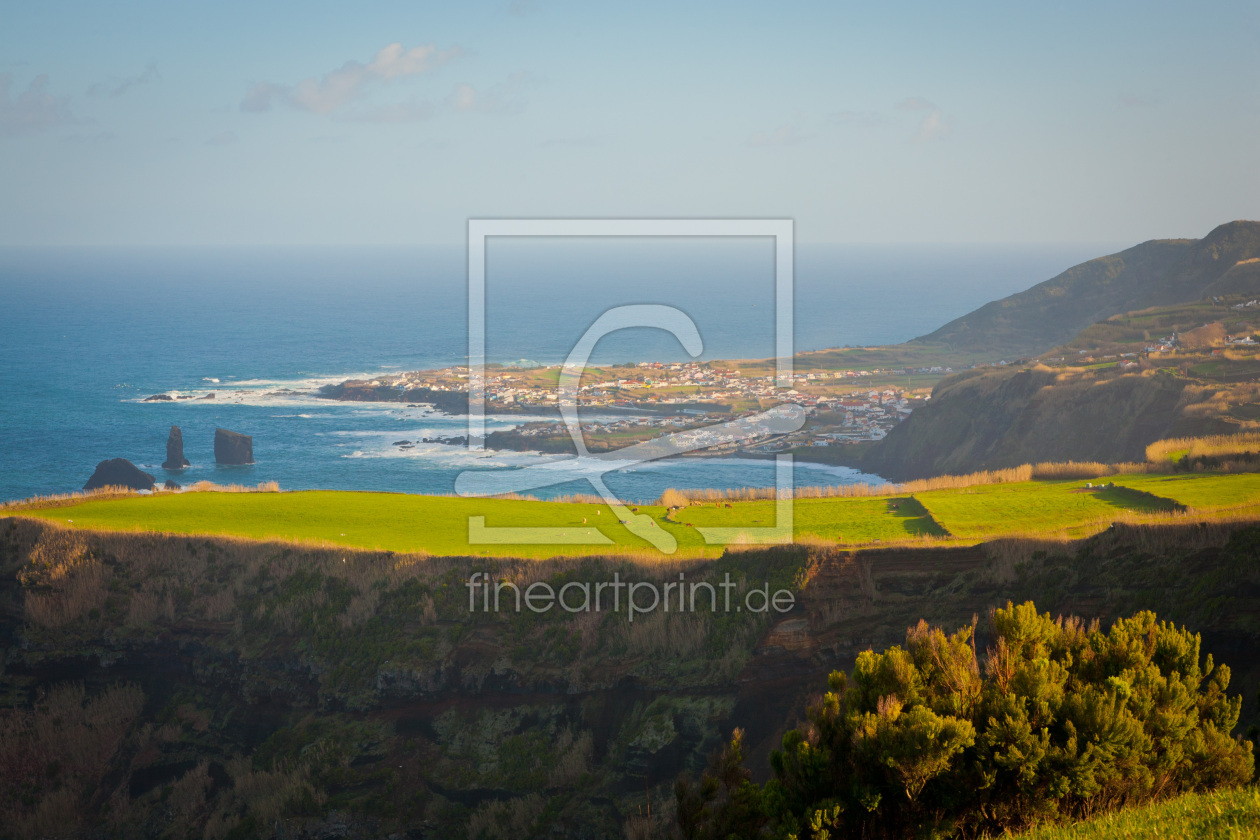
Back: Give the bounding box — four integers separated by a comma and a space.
859, 364, 1234, 480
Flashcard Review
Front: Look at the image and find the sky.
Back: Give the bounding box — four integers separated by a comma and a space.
1, 0, 1258, 247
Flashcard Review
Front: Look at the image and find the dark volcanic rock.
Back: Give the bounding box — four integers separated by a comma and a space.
214, 428, 253, 465
162, 425, 190, 469
83, 459, 156, 491
163, 479, 181, 490
200, 392, 215, 400
143, 394, 173, 402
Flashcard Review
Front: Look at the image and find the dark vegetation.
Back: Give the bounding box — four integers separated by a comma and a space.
676, 602, 1253, 839
2, 515, 1260, 837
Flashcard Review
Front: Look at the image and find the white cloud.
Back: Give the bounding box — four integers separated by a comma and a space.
896, 96, 950, 142
205, 130, 238, 146
88, 64, 159, 98
0, 74, 77, 137
242, 43, 460, 115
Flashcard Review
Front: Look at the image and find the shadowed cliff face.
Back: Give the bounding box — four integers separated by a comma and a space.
2, 518, 1259, 839
859, 365, 1232, 480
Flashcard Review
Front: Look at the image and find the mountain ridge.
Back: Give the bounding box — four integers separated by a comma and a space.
905, 220, 1260, 358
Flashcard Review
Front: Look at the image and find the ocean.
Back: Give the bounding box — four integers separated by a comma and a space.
0, 240, 1114, 503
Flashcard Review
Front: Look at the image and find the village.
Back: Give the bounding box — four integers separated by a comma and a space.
348, 360, 936, 455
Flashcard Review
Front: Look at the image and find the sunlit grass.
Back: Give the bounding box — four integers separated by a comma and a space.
1109, 473, 1260, 510
912, 480, 1175, 540
1014, 786, 1260, 839
7, 490, 715, 559
6, 469, 1259, 557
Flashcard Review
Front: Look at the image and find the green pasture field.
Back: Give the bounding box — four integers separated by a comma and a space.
5, 470, 1257, 557
1109, 472, 1260, 510
1013, 786, 1260, 840
8, 491, 712, 558
912, 480, 1182, 540
676, 496, 946, 543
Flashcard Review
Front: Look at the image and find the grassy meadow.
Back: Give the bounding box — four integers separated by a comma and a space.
6, 465, 1260, 556
1109, 472, 1260, 512
3, 490, 711, 558
1013, 786, 1260, 840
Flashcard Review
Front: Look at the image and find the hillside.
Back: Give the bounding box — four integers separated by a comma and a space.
905, 220, 1260, 358
3, 516, 1260, 838
859, 293, 1260, 480
860, 366, 1222, 479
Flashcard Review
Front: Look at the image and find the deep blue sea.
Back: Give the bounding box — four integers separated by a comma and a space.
0, 240, 1115, 503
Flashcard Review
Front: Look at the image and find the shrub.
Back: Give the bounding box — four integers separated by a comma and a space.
676, 602, 1254, 839
659, 488, 692, 507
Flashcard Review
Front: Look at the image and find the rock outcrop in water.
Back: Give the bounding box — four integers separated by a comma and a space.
83, 458, 156, 491
162, 425, 190, 469
214, 428, 253, 465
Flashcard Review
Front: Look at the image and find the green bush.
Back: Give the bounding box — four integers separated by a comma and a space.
676, 602, 1254, 839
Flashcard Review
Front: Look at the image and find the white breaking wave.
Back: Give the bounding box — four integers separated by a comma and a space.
344, 440, 565, 469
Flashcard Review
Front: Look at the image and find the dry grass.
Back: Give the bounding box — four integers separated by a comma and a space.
18, 529, 108, 628
547, 730, 594, 788
1, 481, 281, 513
465, 793, 546, 840
614, 610, 712, 658
972, 504, 1260, 568
0, 485, 140, 511
658, 488, 691, 507
1032, 461, 1121, 480
183, 480, 281, 493
1146, 431, 1260, 463
0, 682, 146, 839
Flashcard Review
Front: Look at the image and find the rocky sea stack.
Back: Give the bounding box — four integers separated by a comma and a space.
83, 458, 156, 491
214, 428, 253, 465
162, 425, 190, 469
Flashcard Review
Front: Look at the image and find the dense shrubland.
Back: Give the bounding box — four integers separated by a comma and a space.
676, 602, 1254, 839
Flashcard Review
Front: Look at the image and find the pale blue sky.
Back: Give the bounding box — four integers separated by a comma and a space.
1, 0, 1257, 246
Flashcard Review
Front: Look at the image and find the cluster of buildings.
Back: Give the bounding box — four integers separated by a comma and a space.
508, 387, 921, 451
356, 361, 927, 449
1144, 335, 1180, 354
